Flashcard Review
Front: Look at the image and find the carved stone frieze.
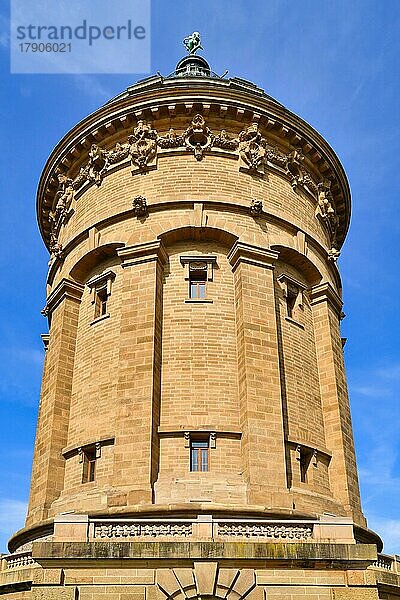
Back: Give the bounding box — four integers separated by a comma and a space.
94, 521, 192, 538
107, 141, 130, 164
44, 114, 339, 257
128, 119, 158, 172
213, 129, 238, 151
184, 113, 214, 160
157, 127, 184, 148
132, 195, 148, 217
217, 522, 313, 540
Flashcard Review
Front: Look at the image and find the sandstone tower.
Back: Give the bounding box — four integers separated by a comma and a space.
1, 38, 399, 600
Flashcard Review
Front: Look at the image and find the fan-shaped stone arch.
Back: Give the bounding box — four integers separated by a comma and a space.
156, 563, 258, 600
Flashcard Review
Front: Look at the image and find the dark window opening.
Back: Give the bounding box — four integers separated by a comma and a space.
94, 287, 108, 319
82, 447, 97, 483
286, 285, 298, 318
299, 447, 312, 483
190, 439, 209, 472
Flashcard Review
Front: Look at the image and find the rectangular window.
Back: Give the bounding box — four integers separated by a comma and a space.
286, 284, 298, 319
189, 269, 207, 299
82, 447, 97, 483
299, 447, 312, 483
190, 439, 209, 472
94, 287, 108, 319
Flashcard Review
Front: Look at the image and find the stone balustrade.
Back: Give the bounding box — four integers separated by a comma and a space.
3, 551, 36, 570
373, 553, 400, 572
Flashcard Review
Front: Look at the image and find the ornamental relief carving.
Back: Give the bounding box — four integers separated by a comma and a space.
46, 113, 339, 257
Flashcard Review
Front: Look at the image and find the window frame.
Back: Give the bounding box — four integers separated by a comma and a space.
277, 273, 307, 324
81, 444, 100, 484
86, 269, 116, 323
180, 255, 217, 303
190, 438, 210, 472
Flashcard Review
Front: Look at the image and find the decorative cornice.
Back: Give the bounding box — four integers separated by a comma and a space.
117, 239, 168, 267
36, 79, 351, 251
309, 282, 343, 313
227, 241, 279, 271
44, 278, 84, 316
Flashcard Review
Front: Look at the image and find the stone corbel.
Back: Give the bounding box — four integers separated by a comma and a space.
44, 279, 84, 318
227, 241, 278, 272
309, 282, 343, 315
117, 240, 168, 268
95, 442, 101, 459
41, 333, 50, 351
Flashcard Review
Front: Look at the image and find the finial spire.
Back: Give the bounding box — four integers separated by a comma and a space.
183, 32, 203, 55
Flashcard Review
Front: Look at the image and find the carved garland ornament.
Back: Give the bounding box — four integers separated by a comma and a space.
47, 114, 339, 259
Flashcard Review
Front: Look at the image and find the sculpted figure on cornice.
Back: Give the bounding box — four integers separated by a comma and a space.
315, 179, 341, 260
315, 180, 337, 227
285, 148, 307, 191
184, 114, 214, 160
128, 119, 158, 172
87, 144, 109, 186
48, 231, 63, 265
49, 174, 74, 230
238, 122, 266, 173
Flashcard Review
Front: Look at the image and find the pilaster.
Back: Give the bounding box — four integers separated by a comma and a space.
310, 283, 365, 525
112, 241, 167, 504
228, 242, 289, 506
26, 279, 84, 526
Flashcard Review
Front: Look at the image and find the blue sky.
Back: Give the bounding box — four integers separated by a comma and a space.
0, 0, 399, 554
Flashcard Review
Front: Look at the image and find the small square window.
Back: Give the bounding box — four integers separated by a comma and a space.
82, 447, 97, 483
190, 438, 209, 472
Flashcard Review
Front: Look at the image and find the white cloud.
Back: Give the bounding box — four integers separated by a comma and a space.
376, 363, 400, 381
72, 75, 113, 103
367, 516, 400, 556
0, 499, 27, 553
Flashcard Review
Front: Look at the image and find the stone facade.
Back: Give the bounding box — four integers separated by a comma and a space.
1, 52, 399, 599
